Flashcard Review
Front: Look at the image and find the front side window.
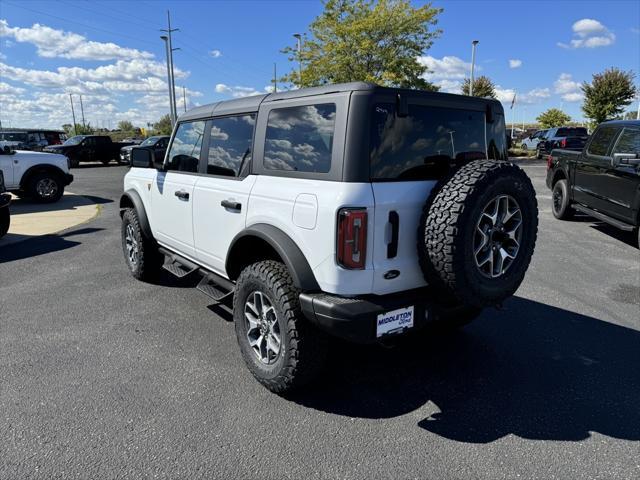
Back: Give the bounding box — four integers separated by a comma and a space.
370, 103, 487, 181
165, 121, 205, 173
613, 128, 640, 155
264, 104, 335, 173
207, 114, 255, 177
588, 126, 618, 156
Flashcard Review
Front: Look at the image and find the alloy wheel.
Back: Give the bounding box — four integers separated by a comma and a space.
125, 224, 139, 266
244, 291, 281, 365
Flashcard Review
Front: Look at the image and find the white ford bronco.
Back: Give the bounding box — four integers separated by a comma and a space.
120, 82, 538, 393
0, 141, 73, 203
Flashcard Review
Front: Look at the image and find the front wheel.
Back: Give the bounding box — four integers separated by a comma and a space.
233, 260, 327, 393
0, 207, 9, 237
551, 179, 574, 220
28, 172, 64, 203
121, 208, 163, 280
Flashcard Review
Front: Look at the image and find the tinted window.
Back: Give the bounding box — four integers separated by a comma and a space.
370, 103, 487, 180
166, 121, 205, 172
613, 128, 640, 155
264, 104, 335, 173
207, 114, 255, 177
556, 127, 588, 137
588, 126, 618, 156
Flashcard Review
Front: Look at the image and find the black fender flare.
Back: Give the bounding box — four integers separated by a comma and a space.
227, 224, 320, 292
20, 164, 67, 189
119, 189, 153, 239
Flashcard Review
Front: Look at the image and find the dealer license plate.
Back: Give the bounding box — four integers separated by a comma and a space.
376, 306, 414, 337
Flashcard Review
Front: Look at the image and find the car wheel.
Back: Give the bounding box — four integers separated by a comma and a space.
536, 147, 542, 160
69, 156, 80, 168
233, 260, 328, 393
121, 208, 163, 281
101, 158, 111, 165
551, 179, 575, 220
28, 172, 64, 203
520, 144, 527, 151
0, 207, 9, 237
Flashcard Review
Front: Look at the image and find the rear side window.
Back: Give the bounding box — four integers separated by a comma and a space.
587, 126, 618, 156
264, 104, 335, 173
165, 120, 205, 173
206, 114, 255, 177
370, 103, 487, 181
557, 127, 588, 137
613, 128, 640, 155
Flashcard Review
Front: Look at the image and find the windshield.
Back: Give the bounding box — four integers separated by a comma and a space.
1, 132, 28, 142
63, 135, 86, 146
140, 136, 160, 146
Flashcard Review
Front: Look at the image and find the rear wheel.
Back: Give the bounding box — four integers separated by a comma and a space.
0, 207, 9, 237
28, 171, 64, 203
234, 260, 327, 393
552, 179, 574, 220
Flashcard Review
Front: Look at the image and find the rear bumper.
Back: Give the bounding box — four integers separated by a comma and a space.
299, 288, 451, 343
0, 193, 10, 209
64, 173, 74, 186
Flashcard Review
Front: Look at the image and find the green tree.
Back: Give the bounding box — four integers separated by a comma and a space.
461, 76, 496, 98
117, 120, 135, 132
153, 114, 173, 135
536, 108, 571, 128
63, 123, 94, 135
281, 0, 442, 90
581, 68, 636, 124
623, 110, 638, 120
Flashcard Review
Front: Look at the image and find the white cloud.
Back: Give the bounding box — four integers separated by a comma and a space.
558, 18, 615, 48
495, 86, 551, 105
418, 55, 480, 93
509, 59, 522, 69
0, 19, 154, 61
0, 81, 25, 94
209, 49, 222, 58
554, 73, 583, 101
215, 83, 269, 98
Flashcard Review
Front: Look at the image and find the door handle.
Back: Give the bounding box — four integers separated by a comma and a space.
221, 199, 241, 212
174, 190, 190, 200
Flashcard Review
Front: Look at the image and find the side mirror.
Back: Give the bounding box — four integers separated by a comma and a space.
131, 147, 157, 168
613, 152, 640, 165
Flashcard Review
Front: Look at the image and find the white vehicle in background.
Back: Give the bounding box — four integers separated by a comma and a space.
0, 141, 73, 203
520, 129, 548, 151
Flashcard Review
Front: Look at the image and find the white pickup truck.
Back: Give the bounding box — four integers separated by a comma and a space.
0, 142, 73, 203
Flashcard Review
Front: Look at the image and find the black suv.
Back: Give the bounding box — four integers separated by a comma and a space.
536, 126, 589, 159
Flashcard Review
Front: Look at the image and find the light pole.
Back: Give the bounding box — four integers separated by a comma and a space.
161, 35, 176, 127
469, 40, 479, 97
69, 94, 77, 135
293, 33, 302, 87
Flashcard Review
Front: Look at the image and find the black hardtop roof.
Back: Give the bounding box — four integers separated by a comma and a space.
178, 81, 503, 122
601, 119, 640, 127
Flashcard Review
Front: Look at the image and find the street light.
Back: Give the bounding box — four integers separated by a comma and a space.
293, 33, 302, 87
160, 35, 176, 127
469, 40, 479, 97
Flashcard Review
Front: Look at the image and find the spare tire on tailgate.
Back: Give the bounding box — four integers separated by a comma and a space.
418, 160, 538, 308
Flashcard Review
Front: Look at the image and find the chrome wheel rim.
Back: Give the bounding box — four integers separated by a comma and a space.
473, 195, 523, 279
125, 224, 139, 266
36, 178, 58, 198
245, 291, 281, 365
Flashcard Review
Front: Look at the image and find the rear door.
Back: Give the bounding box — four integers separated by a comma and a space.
192, 113, 257, 274
0, 152, 14, 188
150, 120, 205, 258
607, 126, 640, 222
369, 100, 491, 295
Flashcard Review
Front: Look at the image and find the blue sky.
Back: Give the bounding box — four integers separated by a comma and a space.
0, 0, 638, 129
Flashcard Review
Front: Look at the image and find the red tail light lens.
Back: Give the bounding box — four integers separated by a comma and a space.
560, 138, 567, 148
337, 208, 367, 269
547, 155, 553, 170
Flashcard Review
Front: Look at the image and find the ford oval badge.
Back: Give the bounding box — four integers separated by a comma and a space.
383, 270, 400, 280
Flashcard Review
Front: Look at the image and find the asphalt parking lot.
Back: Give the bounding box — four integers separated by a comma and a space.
1, 161, 638, 479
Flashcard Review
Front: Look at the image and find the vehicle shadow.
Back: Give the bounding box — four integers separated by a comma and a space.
590, 223, 638, 249
0, 227, 103, 262
9, 194, 112, 214
288, 296, 640, 443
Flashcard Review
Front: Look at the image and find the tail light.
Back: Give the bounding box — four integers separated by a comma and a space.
547, 155, 553, 170
560, 138, 567, 148
337, 208, 367, 269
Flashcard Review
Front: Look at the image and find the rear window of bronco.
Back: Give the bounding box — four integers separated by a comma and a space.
370, 103, 488, 181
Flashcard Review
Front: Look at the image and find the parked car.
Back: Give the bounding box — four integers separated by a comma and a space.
0, 142, 73, 203
0, 129, 67, 150
520, 129, 548, 151
119, 136, 170, 165
547, 120, 640, 246
122, 137, 144, 145
120, 82, 538, 393
536, 126, 589, 159
43, 135, 135, 167
0, 170, 10, 238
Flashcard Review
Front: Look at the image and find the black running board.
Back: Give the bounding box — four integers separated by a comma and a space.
158, 247, 235, 302
573, 204, 635, 231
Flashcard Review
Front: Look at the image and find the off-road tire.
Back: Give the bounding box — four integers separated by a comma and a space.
121, 208, 163, 281
0, 207, 9, 238
234, 260, 327, 394
418, 160, 538, 307
27, 171, 64, 203
551, 179, 574, 220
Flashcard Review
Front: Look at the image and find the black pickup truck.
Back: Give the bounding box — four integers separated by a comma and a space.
44, 135, 134, 167
536, 126, 589, 159
547, 120, 640, 246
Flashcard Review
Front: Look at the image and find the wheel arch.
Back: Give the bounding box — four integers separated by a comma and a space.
20, 164, 67, 189
119, 189, 153, 239
551, 167, 567, 187
226, 224, 320, 292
